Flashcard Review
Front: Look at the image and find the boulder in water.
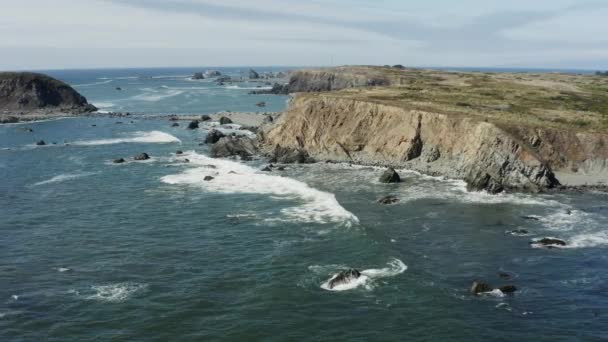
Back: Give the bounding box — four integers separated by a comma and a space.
328, 269, 362, 289
205, 129, 226, 144
204, 176, 214, 181
470, 281, 493, 295
211, 136, 258, 158
261, 166, 272, 172
219, 116, 233, 125
269, 146, 315, 164
192, 72, 205, 80
201, 114, 212, 122
531, 238, 567, 248
134, 153, 150, 161
187, 120, 200, 129
175, 150, 183, 155
379, 167, 401, 183
171, 122, 179, 127
256, 101, 266, 107
378, 195, 400, 205
113, 158, 126, 164
35, 140, 46, 146
499, 285, 517, 293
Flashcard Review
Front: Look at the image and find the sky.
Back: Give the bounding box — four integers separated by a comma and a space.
0, 0, 607, 70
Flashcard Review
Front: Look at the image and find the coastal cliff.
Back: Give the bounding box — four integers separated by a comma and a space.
0, 72, 96, 122
261, 67, 608, 192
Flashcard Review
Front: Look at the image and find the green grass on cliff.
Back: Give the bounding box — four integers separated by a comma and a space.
315, 67, 608, 132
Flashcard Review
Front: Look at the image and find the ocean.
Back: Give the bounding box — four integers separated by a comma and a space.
1, 67, 608, 341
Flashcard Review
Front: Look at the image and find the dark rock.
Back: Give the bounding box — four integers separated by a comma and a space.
261, 166, 272, 172
522, 215, 540, 221
499, 285, 517, 293
192, 72, 205, 80
211, 136, 258, 158
113, 158, 126, 164
216, 76, 232, 83
249, 69, 260, 79
379, 167, 401, 183
239, 126, 258, 133
466, 172, 504, 194
498, 272, 512, 280
0, 72, 96, 113
204, 176, 214, 181
115, 87, 122, 91
470, 281, 493, 295
328, 269, 361, 289
256, 101, 266, 107
134, 153, 150, 161
269, 145, 315, 164
187, 120, 200, 129
171, 122, 179, 127
263, 115, 274, 124
204, 70, 221, 78
184, 159, 190, 163
378, 195, 400, 205
201, 115, 212, 121
0, 116, 19, 123
531, 238, 567, 248
205, 129, 226, 144
176, 150, 183, 155
277, 166, 286, 171
219, 116, 233, 125
35, 140, 46, 146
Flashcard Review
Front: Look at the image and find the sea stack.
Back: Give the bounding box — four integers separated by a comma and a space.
0, 72, 96, 121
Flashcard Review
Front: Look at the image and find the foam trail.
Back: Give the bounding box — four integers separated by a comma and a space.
73, 79, 113, 87
320, 258, 407, 292
85, 283, 147, 303
161, 152, 358, 226
32, 172, 97, 187
73, 131, 180, 146
132, 89, 184, 102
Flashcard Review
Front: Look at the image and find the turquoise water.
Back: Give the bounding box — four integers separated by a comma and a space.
1, 69, 608, 341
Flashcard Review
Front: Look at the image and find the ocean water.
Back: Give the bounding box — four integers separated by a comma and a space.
1, 68, 608, 341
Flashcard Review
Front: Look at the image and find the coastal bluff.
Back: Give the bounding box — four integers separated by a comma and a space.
0, 72, 96, 122
260, 66, 608, 193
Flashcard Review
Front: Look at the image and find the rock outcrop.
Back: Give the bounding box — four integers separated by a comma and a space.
211, 136, 258, 159
260, 95, 571, 193
0, 72, 96, 115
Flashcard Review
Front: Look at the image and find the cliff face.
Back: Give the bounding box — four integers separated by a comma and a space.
0, 72, 96, 114
262, 95, 608, 192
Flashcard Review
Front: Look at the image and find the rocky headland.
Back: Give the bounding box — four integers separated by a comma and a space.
256, 66, 608, 193
0, 72, 96, 123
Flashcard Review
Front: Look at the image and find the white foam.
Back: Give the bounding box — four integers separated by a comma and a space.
536, 209, 608, 248
57, 267, 71, 272
86, 283, 147, 303
132, 89, 184, 102
320, 258, 407, 292
32, 172, 96, 187
92, 101, 115, 109
223, 85, 272, 90
73, 79, 113, 87
72, 131, 180, 146
161, 152, 358, 226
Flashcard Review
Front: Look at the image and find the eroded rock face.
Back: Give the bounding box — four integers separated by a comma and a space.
268, 145, 315, 164
261, 96, 567, 193
0, 72, 96, 114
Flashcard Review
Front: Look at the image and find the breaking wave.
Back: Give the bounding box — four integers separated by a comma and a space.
160, 151, 358, 226
318, 258, 407, 292
32, 172, 97, 187
72, 131, 180, 146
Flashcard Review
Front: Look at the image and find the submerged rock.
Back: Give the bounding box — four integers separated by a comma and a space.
328, 269, 361, 289
261, 166, 272, 172
175, 150, 183, 155
35, 140, 46, 146
171, 123, 179, 127
113, 158, 126, 164
499, 285, 518, 293
204, 176, 214, 181
379, 167, 401, 183
201, 114, 212, 122
134, 153, 150, 161
204, 129, 226, 144
219, 116, 233, 125
378, 195, 400, 205
506, 229, 529, 236
256, 101, 266, 107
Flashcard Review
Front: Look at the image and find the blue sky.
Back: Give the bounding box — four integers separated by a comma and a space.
1, 0, 607, 70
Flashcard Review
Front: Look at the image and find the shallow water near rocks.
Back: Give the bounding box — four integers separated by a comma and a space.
2, 69, 608, 341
